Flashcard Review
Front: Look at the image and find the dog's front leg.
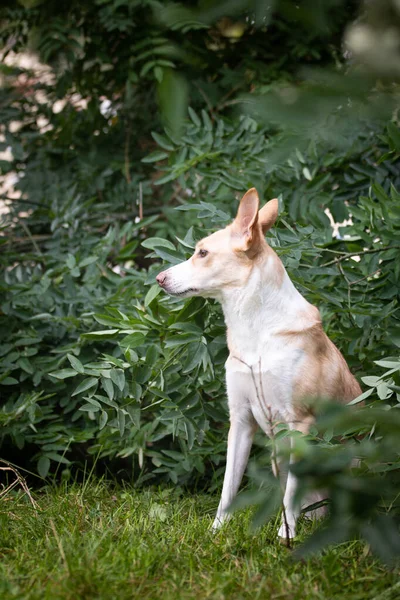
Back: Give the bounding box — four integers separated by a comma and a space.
212, 413, 256, 530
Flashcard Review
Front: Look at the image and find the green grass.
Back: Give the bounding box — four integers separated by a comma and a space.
0, 480, 398, 600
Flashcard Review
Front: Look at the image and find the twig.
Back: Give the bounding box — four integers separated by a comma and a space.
337, 260, 352, 313
138, 182, 143, 221
216, 83, 243, 112
194, 82, 214, 117
0, 460, 38, 509
2, 234, 52, 245
18, 220, 43, 256
322, 245, 400, 267
0, 196, 43, 207
349, 268, 381, 286
124, 123, 131, 184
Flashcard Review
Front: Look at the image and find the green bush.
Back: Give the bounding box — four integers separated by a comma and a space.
1, 112, 399, 484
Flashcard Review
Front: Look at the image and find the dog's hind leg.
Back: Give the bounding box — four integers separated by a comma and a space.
212, 412, 257, 530
277, 418, 327, 539
277, 448, 299, 540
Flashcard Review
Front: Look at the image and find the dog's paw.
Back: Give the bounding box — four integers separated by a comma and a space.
277, 522, 296, 541
211, 518, 224, 531
211, 512, 230, 532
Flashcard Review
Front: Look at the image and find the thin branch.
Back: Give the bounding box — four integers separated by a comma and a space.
337, 260, 352, 313
194, 82, 214, 117
19, 220, 43, 256
0, 196, 44, 207
349, 268, 382, 286
1, 234, 52, 245
0, 460, 38, 509
316, 247, 351, 256
138, 182, 143, 221
216, 83, 243, 112
124, 123, 131, 184
322, 245, 400, 267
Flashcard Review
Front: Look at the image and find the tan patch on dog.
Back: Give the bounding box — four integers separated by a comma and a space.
278, 323, 362, 425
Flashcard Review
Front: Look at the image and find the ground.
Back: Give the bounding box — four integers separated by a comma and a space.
0, 481, 398, 600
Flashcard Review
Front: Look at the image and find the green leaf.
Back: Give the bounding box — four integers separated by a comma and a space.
145, 284, 162, 307
374, 359, 400, 369
44, 452, 71, 465
361, 376, 380, 387
387, 121, 400, 152
151, 131, 175, 150
102, 377, 114, 401
145, 344, 159, 367
201, 109, 212, 131
72, 377, 98, 396
66, 254, 76, 269
169, 322, 203, 334
99, 410, 108, 430
118, 410, 126, 437
67, 354, 85, 374
37, 456, 50, 478
141, 237, 176, 251
372, 182, 389, 204
1, 377, 19, 385
110, 369, 125, 392
154, 171, 177, 185
188, 107, 201, 127
93, 315, 120, 327
348, 388, 373, 405
377, 382, 390, 400
120, 333, 146, 348
78, 256, 98, 267
84, 397, 101, 409
142, 150, 169, 163
184, 420, 195, 450
154, 65, 164, 83
18, 357, 34, 374
94, 393, 118, 408
149, 247, 183, 264
125, 348, 139, 363
49, 369, 78, 380
165, 332, 201, 347
82, 329, 119, 339
79, 403, 100, 412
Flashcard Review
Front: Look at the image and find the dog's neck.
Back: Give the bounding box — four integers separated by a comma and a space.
220, 251, 320, 356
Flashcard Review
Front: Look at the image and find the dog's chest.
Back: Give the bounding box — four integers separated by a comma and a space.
225, 334, 305, 430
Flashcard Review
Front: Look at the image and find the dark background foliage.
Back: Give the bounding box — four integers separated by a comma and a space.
1, 0, 400, 559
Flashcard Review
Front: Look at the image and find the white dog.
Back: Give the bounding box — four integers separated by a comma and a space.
156, 188, 361, 538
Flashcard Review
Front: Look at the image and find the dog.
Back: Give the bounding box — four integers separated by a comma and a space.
156, 188, 361, 539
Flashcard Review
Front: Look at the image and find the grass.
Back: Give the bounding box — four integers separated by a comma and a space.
0, 480, 398, 600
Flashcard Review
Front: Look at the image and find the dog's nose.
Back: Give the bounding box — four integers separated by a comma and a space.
156, 271, 167, 287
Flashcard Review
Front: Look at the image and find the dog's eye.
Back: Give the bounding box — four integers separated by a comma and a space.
198, 249, 208, 258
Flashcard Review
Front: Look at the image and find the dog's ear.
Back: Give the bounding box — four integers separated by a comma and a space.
232, 188, 260, 250
259, 198, 279, 233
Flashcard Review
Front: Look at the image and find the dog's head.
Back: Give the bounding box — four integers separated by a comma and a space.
156, 188, 279, 300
